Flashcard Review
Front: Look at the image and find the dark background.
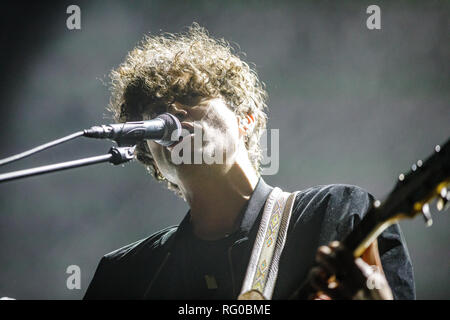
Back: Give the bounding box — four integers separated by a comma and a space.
0, 0, 448, 299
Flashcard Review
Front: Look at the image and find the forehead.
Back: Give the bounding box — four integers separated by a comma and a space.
124, 94, 229, 123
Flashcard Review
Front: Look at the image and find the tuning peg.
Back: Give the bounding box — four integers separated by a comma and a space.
374, 200, 381, 208
421, 203, 433, 227
436, 187, 449, 212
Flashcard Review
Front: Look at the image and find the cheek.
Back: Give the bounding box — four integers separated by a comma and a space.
146, 141, 166, 168
146, 141, 182, 182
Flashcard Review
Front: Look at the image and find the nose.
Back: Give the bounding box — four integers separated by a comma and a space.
168, 102, 188, 121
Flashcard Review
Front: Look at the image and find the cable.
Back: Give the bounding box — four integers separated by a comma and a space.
0, 131, 85, 166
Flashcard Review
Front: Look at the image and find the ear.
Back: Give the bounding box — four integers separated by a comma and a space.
238, 113, 255, 137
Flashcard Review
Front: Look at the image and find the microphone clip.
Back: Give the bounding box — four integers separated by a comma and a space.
108, 146, 136, 165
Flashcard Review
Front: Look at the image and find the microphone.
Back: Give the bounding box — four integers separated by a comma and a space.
83, 113, 182, 146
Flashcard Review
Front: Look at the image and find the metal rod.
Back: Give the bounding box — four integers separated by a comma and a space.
0, 154, 112, 183
0, 131, 85, 166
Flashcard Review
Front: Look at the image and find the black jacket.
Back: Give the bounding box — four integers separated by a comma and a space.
84, 179, 415, 300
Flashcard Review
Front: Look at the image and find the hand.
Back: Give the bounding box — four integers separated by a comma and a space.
309, 241, 393, 300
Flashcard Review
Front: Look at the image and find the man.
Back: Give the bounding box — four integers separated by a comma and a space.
84, 24, 415, 300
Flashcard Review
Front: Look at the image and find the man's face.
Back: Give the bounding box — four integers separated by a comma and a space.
144, 97, 243, 188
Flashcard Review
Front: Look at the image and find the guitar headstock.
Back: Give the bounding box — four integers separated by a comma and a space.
375, 138, 450, 227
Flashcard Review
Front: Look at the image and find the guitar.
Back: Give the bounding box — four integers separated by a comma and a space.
290, 137, 450, 300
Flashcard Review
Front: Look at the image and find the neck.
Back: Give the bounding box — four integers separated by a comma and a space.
180, 153, 259, 240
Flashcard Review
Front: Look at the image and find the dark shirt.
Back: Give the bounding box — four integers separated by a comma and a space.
84, 178, 415, 300
183, 223, 238, 299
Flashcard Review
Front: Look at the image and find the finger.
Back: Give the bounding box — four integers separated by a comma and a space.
331, 245, 366, 285
309, 266, 330, 291
315, 246, 339, 275
309, 266, 353, 300
327, 275, 358, 299
331, 243, 357, 273
316, 244, 354, 279
317, 244, 367, 296
334, 253, 367, 289
314, 293, 332, 300
329, 241, 340, 249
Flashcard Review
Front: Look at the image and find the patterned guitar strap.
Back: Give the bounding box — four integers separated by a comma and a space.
238, 187, 299, 300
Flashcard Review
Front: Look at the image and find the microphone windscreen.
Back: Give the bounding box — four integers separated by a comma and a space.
155, 113, 182, 147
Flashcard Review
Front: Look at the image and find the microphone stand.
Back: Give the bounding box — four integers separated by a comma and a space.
0, 146, 135, 184
0, 113, 181, 183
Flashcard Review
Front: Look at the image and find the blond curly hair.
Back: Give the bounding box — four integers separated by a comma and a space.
107, 23, 268, 198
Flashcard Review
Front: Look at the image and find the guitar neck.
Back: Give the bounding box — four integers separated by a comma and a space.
342, 205, 397, 258
346, 138, 450, 257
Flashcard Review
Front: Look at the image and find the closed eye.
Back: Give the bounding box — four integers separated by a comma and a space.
148, 103, 168, 119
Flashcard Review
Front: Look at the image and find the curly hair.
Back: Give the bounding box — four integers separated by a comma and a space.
107, 23, 268, 198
